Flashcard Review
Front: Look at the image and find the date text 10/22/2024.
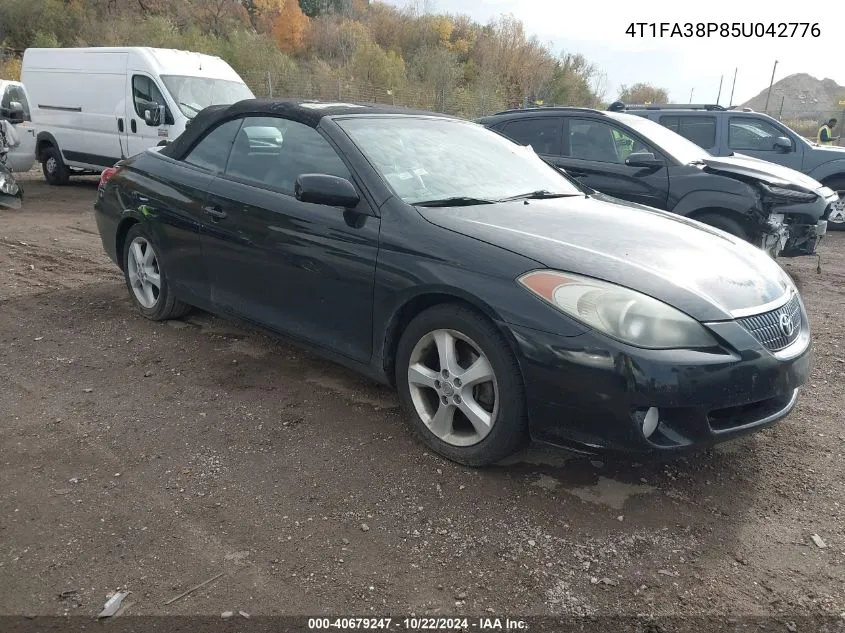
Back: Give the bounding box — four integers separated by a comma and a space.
307, 617, 528, 630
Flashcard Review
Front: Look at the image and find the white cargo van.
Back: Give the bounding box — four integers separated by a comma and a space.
0, 79, 37, 173
21, 47, 254, 185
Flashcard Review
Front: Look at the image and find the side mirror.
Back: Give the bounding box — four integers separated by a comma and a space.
9, 101, 24, 123
144, 105, 164, 127
773, 136, 793, 153
295, 173, 360, 208
625, 151, 663, 168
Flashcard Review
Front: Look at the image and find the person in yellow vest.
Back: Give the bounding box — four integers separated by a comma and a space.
818, 118, 839, 145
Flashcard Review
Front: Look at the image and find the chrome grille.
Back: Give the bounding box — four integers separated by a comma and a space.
737, 294, 801, 352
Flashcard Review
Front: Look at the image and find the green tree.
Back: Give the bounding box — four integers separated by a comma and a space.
617, 82, 669, 104
411, 45, 459, 111
351, 39, 405, 88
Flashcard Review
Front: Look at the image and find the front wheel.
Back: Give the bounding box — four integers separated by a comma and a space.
122, 224, 190, 321
395, 304, 528, 467
824, 178, 845, 231
694, 213, 749, 241
41, 146, 70, 186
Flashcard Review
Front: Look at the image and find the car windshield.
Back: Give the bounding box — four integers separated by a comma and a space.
336, 116, 583, 205
161, 75, 254, 118
608, 112, 712, 164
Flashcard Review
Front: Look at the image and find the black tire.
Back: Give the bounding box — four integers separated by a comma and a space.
41, 146, 70, 186
823, 177, 845, 231
395, 303, 528, 467
121, 224, 190, 321
694, 213, 749, 241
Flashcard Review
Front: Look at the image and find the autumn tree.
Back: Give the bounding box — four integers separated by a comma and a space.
239, 0, 286, 33
272, 0, 309, 54
617, 82, 669, 104
411, 45, 459, 111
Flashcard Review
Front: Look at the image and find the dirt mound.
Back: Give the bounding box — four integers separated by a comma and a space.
741, 73, 845, 119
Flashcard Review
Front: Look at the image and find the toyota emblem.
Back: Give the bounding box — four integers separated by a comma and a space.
778, 312, 795, 337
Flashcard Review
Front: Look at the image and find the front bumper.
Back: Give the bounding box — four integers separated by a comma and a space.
510, 304, 811, 455
782, 219, 827, 256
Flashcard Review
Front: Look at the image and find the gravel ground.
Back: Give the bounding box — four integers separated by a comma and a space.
1, 173, 843, 623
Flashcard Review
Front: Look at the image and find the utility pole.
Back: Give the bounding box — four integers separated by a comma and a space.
716, 75, 724, 105
764, 60, 778, 113
689, 87, 694, 103
729, 68, 737, 107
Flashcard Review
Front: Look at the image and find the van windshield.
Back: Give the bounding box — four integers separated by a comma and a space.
161, 75, 254, 118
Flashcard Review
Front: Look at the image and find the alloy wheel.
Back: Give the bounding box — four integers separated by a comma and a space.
829, 193, 845, 225
46, 157, 57, 174
406, 328, 499, 447
126, 236, 161, 309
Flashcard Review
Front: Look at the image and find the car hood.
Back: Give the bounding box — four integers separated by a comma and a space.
418, 196, 792, 322
705, 155, 824, 191
808, 143, 845, 154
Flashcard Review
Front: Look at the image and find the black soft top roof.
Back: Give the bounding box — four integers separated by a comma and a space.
160, 99, 452, 159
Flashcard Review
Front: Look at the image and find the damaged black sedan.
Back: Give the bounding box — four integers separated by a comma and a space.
479, 107, 833, 257
95, 100, 810, 467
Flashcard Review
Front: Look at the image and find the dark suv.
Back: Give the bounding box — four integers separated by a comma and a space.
615, 103, 845, 230
477, 107, 834, 256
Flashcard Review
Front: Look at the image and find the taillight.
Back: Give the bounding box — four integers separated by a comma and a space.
98, 166, 118, 193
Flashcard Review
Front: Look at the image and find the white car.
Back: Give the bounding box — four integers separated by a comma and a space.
0, 79, 37, 173
21, 46, 254, 185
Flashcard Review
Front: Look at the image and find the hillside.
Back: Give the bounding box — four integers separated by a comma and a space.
741, 73, 845, 120
0, 0, 606, 119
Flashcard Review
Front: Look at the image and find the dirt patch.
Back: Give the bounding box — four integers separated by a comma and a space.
1, 174, 843, 618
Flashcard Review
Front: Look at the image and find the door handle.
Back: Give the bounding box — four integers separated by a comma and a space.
130, 119, 137, 133
203, 205, 227, 220
117, 118, 124, 132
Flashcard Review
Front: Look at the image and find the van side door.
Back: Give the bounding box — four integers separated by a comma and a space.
126, 74, 174, 157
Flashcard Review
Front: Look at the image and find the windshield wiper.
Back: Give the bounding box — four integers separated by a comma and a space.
413, 196, 495, 207
496, 190, 578, 202
180, 101, 202, 114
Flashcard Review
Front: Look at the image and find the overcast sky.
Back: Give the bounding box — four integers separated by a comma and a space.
389, 0, 845, 105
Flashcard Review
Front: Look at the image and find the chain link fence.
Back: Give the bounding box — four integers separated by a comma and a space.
241, 70, 845, 144
240, 70, 513, 120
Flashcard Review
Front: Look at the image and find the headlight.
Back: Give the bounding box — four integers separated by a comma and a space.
518, 270, 717, 349
0, 172, 18, 195
758, 182, 817, 202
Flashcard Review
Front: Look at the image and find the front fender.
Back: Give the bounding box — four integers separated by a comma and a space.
671, 189, 759, 219
807, 159, 845, 185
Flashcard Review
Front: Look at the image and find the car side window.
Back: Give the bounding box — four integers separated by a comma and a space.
225, 116, 351, 195
1, 84, 31, 121
132, 75, 169, 123
184, 119, 242, 173
659, 115, 716, 149
566, 119, 654, 163
501, 118, 562, 155
729, 117, 784, 151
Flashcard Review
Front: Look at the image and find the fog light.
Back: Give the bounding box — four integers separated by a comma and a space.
634, 407, 660, 438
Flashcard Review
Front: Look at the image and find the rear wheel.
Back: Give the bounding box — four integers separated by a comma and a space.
395, 304, 528, 467
122, 224, 190, 321
823, 177, 845, 231
41, 146, 70, 186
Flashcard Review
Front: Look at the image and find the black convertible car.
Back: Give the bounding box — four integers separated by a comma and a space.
94, 100, 811, 466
